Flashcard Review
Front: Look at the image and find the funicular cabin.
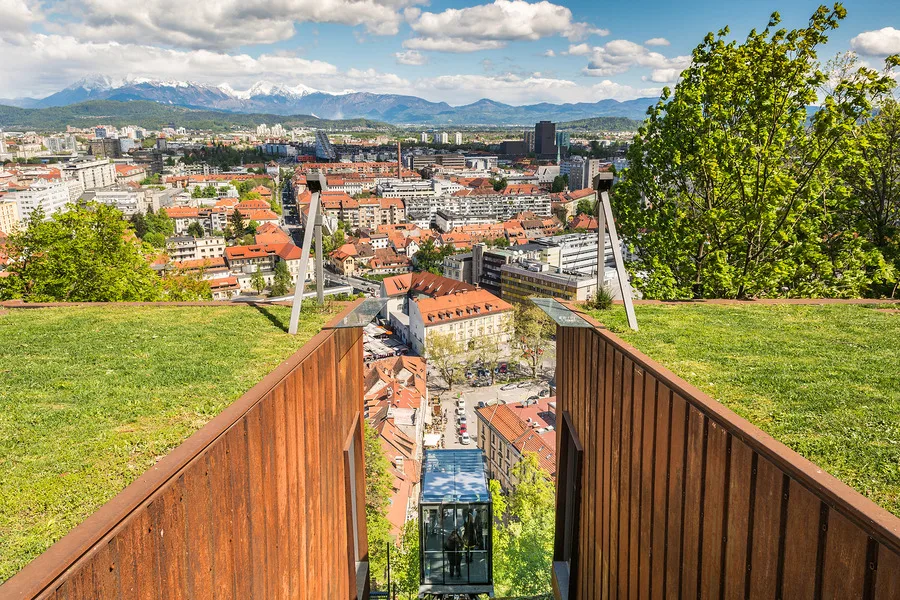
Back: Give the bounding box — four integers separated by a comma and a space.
419, 449, 493, 597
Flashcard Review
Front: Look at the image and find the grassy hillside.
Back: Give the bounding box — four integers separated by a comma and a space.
0, 100, 391, 132
589, 302, 900, 517
0, 303, 341, 583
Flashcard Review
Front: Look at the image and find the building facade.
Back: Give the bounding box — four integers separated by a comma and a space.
62, 158, 116, 191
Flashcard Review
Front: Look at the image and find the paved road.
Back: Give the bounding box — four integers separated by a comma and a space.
428, 367, 554, 449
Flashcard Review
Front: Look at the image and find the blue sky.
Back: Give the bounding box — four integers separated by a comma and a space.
1, 0, 898, 104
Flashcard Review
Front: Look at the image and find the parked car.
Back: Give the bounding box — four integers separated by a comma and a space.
455, 406, 465, 417
517, 381, 533, 388
460, 432, 471, 445
539, 389, 550, 398
526, 395, 540, 403
500, 383, 518, 391
458, 423, 467, 434
499, 362, 508, 374
458, 416, 467, 426
456, 398, 465, 409
476, 401, 486, 409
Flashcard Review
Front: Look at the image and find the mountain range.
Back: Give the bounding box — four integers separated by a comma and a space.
1, 76, 656, 126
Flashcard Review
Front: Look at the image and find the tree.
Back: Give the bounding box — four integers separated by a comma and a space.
364, 421, 393, 589
513, 302, 555, 378
413, 239, 453, 275
426, 332, 464, 390
551, 174, 569, 193
613, 5, 899, 299
491, 177, 508, 192
144, 232, 166, 248
250, 265, 266, 295
490, 453, 555, 597
229, 210, 246, 239
186, 222, 205, 238
476, 335, 505, 384
146, 208, 174, 238
392, 518, 420, 600
129, 212, 149, 238
843, 95, 900, 296
576, 198, 596, 216
270, 260, 292, 296
0, 203, 161, 302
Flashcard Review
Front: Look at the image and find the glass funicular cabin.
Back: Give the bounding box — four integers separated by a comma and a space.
419, 449, 493, 598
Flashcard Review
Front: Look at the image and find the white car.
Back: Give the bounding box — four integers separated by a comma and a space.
456, 398, 465, 409
455, 406, 466, 417
460, 432, 471, 445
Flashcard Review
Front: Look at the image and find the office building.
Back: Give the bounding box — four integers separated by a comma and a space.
534, 121, 557, 158
556, 131, 571, 150
560, 156, 605, 190
88, 138, 121, 159
409, 154, 466, 171
500, 261, 598, 303
524, 130, 535, 153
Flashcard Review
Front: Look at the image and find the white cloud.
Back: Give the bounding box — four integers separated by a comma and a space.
565, 43, 592, 56
57, 0, 425, 51
410, 73, 659, 105
403, 37, 506, 53
644, 37, 670, 47
394, 50, 428, 65
850, 27, 900, 56
404, 0, 606, 53
544, 49, 555, 57
580, 39, 690, 77
0, 0, 40, 44
643, 68, 681, 83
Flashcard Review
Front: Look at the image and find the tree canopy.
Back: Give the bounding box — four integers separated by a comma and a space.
613, 4, 899, 299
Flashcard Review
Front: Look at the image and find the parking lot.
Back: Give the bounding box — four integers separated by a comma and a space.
429, 365, 554, 450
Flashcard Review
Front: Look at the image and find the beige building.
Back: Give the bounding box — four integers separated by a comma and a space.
61, 158, 116, 191
0, 200, 20, 233
475, 398, 556, 490
408, 288, 513, 356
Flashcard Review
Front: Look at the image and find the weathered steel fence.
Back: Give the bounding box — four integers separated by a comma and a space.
554, 318, 900, 600
0, 308, 368, 600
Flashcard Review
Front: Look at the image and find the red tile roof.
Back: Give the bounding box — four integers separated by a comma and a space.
415, 289, 512, 325
380, 271, 475, 298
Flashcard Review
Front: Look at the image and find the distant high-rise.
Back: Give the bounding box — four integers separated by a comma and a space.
534, 121, 557, 158
524, 130, 535, 153
0, 129, 7, 154
420, 132, 429, 143
315, 130, 336, 160
556, 131, 571, 149
439, 132, 449, 144
454, 132, 463, 145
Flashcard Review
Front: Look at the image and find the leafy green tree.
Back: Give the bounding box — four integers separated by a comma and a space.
491, 453, 554, 597
270, 260, 292, 296
392, 518, 420, 600
842, 94, 900, 296
139, 173, 161, 185
129, 212, 149, 238
551, 174, 569, 193
0, 203, 161, 302
426, 332, 465, 390
229, 210, 246, 239
613, 5, 898, 299
576, 198, 596, 216
145, 208, 174, 238
491, 177, 508, 192
513, 302, 555, 378
186, 222, 205, 238
364, 421, 393, 589
250, 265, 266, 295
475, 336, 505, 384
145, 232, 166, 248
413, 239, 453, 274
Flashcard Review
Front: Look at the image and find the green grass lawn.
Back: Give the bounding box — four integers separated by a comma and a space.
587, 302, 900, 518
0, 303, 341, 583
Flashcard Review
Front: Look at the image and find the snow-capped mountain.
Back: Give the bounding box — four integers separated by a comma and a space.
4, 76, 657, 124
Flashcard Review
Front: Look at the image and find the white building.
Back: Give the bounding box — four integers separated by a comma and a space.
166, 236, 227, 262
408, 289, 513, 356
420, 132, 429, 143
8, 180, 72, 221
405, 192, 552, 226
454, 132, 463, 145
61, 158, 116, 191
91, 187, 145, 216
560, 156, 605, 190
439, 132, 450, 145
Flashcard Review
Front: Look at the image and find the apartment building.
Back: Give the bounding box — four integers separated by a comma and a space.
319, 190, 405, 229
409, 153, 466, 171
90, 187, 144, 216
407, 288, 513, 355
475, 399, 556, 490
0, 200, 20, 233
405, 191, 551, 226
500, 261, 598, 303
61, 157, 116, 190
532, 232, 613, 275
224, 242, 308, 290
165, 236, 227, 263
6, 180, 72, 221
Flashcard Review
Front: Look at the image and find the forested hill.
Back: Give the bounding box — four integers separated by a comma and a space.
558, 116, 644, 131
0, 100, 390, 132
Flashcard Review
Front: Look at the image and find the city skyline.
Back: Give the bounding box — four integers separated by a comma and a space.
1, 0, 898, 106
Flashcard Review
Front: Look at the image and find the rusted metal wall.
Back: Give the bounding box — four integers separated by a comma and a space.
1, 317, 367, 600
555, 323, 900, 600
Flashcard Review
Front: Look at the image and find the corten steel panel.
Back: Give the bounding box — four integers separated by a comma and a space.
553, 321, 900, 600
1, 302, 368, 600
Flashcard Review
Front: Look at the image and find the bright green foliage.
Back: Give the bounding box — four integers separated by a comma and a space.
270, 260, 292, 297
250, 265, 266, 295
392, 518, 420, 599
613, 5, 899, 299
576, 198, 596, 216
191, 184, 218, 198
513, 302, 555, 377
0, 303, 339, 583
138, 173, 161, 185
490, 454, 555, 597
0, 203, 161, 302
843, 95, 900, 297
186, 222, 205, 238
130, 207, 174, 247
491, 177, 508, 192
364, 421, 394, 589
413, 239, 454, 274
590, 302, 900, 516
426, 332, 465, 390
